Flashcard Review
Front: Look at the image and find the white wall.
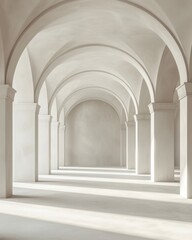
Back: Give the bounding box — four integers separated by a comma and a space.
65, 100, 121, 167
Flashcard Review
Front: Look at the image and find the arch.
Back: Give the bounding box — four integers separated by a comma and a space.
59, 108, 65, 124
65, 99, 121, 167
189, 46, 192, 82
66, 98, 122, 124
58, 86, 128, 122
35, 44, 154, 103
48, 70, 138, 115
5, 0, 188, 91
0, 31, 5, 84
0, 5, 5, 84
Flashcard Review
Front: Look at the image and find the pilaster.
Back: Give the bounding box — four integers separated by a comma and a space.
13, 103, 40, 182
120, 122, 127, 167
134, 114, 150, 174
59, 123, 65, 168
38, 114, 52, 174
176, 83, 192, 198
51, 120, 60, 170
0, 85, 15, 197
149, 102, 175, 182
126, 120, 135, 169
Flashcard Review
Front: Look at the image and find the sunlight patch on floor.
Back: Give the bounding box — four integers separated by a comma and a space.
0, 169, 190, 240
0, 200, 192, 240
13, 181, 186, 204
45, 171, 179, 187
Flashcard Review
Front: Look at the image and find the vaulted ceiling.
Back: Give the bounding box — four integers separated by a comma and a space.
0, 0, 191, 122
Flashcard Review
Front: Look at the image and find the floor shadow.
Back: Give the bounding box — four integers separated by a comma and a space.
51, 172, 150, 180
59, 167, 134, 171
38, 179, 179, 194
0, 213, 155, 240
11, 186, 192, 223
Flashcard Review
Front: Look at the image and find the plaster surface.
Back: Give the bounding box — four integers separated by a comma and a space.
127, 121, 136, 169
38, 114, 52, 174
13, 103, 39, 182
51, 120, 59, 170
59, 124, 65, 167
65, 100, 121, 167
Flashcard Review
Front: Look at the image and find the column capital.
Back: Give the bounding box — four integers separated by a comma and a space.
14, 103, 40, 113
134, 113, 150, 122
0, 85, 16, 101
38, 114, 52, 122
148, 103, 175, 114
176, 82, 192, 101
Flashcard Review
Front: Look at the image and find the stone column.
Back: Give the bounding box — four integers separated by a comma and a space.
149, 103, 175, 182
120, 122, 127, 167
0, 85, 15, 198
174, 101, 180, 169
134, 114, 150, 174
59, 123, 65, 168
38, 114, 52, 174
126, 120, 135, 170
177, 83, 192, 198
13, 103, 40, 182
51, 120, 60, 170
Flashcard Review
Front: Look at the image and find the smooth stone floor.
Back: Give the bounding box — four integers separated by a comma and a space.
0, 168, 192, 240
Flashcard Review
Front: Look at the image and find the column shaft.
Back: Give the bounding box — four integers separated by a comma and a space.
51, 120, 60, 170
59, 124, 65, 168
177, 83, 192, 198
13, 103, 39, 182
149, 103, 175, 182
127, 121, 135, 169
0, 85, 15, 198
120, 123, 127, 167
134, 114, 150, 174
38, 114, 52, 174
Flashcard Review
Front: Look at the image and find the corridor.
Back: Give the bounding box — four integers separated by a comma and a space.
0, 168, 191, 240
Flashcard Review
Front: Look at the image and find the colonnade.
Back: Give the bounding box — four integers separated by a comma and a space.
0, 83, 192, 198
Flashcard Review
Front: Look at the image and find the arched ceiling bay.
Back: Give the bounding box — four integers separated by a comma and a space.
1, 0, 192, 119
5, 0, 192, 86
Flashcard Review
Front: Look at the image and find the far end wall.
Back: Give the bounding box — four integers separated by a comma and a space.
65, 100, 121, 167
